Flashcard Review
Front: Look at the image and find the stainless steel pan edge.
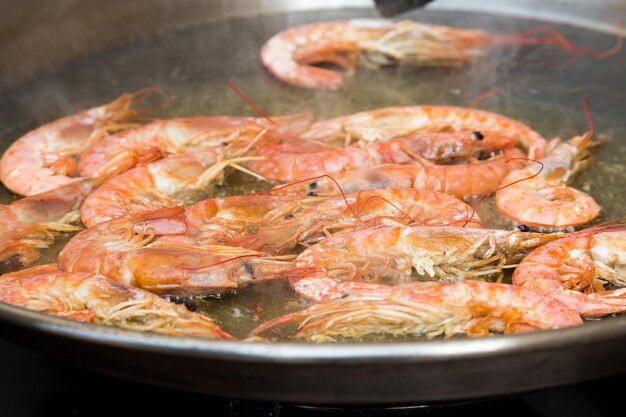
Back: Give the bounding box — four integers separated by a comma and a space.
1, 301, 625, 404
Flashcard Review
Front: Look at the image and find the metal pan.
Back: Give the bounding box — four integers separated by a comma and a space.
1, 0, 625, 405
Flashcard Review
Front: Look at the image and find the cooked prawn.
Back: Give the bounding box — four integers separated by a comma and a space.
0, 265, 232, 338
77, 113, 311, 179
0, 93, 137, 196
80, 148, 262, 227
251, 281, 583, 341
302, 105, 547, 159
261, 19, 488, 90
59, 197, 296, 296
273, 147, 526, 199
238, 188, 483, 254
513, 229, 626, 317
278, 223, 562, 302
247, 130, 515, 182
495, 132, 601, 229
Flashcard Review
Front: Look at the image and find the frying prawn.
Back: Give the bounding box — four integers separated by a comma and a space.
248, 130, 515, 182
0, 93, 137, 196
59, 196, 297, 296
301, 105, 547, 159
261, 19, 488, 90
276, 223, 562, 302
80, 147, 261, 227
251, 281, 583, 341
495, 132, 601, 229
238, 188, 483, 254
513, 229, 626, 317
273, 147, 527, 199
261, 19, 621, 92
0, 265, 232, 338
77, 113, 311, 179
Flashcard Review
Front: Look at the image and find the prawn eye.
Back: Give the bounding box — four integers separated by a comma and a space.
307, 191, 318, 197
516, 224, 530, 232
309, 181, 318, 190
471, 131, 484, 140
284, 214, 294, 220
184, 300, 198, 311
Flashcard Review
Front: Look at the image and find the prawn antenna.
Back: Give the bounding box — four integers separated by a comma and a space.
483, 24, 623, 59
462, 158, 544, 228
469, 88, 500, 109
582, 97, 594, 136
226, 82, 277, 125
129, 86, 171, 119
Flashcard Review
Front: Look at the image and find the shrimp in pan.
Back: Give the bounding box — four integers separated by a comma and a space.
59, 196, 297, 296
278, 223, 562, 302
261, 19, 618, 91
77, 113, 311, 179
302, 105, 547, 159
0, 265, 232, 338
274, 147, 526, 199
80, 147, 263, 227
0, 93, 137, 196
238, 188, 483, 255
261, 19, 488, 90
251, 281, 583, 341
248, 130, 516, 182
495, 132, 601, 230
513, 229, 626, 317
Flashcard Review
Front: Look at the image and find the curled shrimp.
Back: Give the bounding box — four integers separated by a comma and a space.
237, 188, 483, 254
513, 229, 626, 318
77, 113, 311, 179
261, 19, 488, 90
274, 223, 562, 302
247, 130, 515, 182
0, 93, 138, 195
59, 196, 296, 296
250, 281, 583, 341
495, 132, 601, 229
0, 265, 232, 338
302, 105, 547, 159
273, 147, 526, 199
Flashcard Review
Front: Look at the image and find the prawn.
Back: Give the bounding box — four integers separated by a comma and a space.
59, 197, 297, 296
274, 223, 562, 302
495, 132, 601, 229
250, 281, 583, 341
0, 265, 232, 338
80, 148, 262, 227
77, 113, 311, 179
237, 188, 483, 254
0, 92, 138, 196
301, 105, 547, 159
261, 19, 488, 90
247, 130, 516, 182
273, 147, 527, 199
513, 229, 626, 317
261, 19, 621, 91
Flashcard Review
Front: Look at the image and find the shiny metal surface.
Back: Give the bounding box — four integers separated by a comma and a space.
0, 0, 625, 405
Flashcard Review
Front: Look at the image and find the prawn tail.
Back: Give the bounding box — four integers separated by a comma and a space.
579, 288, 626, 317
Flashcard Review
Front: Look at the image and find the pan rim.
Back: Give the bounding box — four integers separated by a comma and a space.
1, 300, 624, 364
